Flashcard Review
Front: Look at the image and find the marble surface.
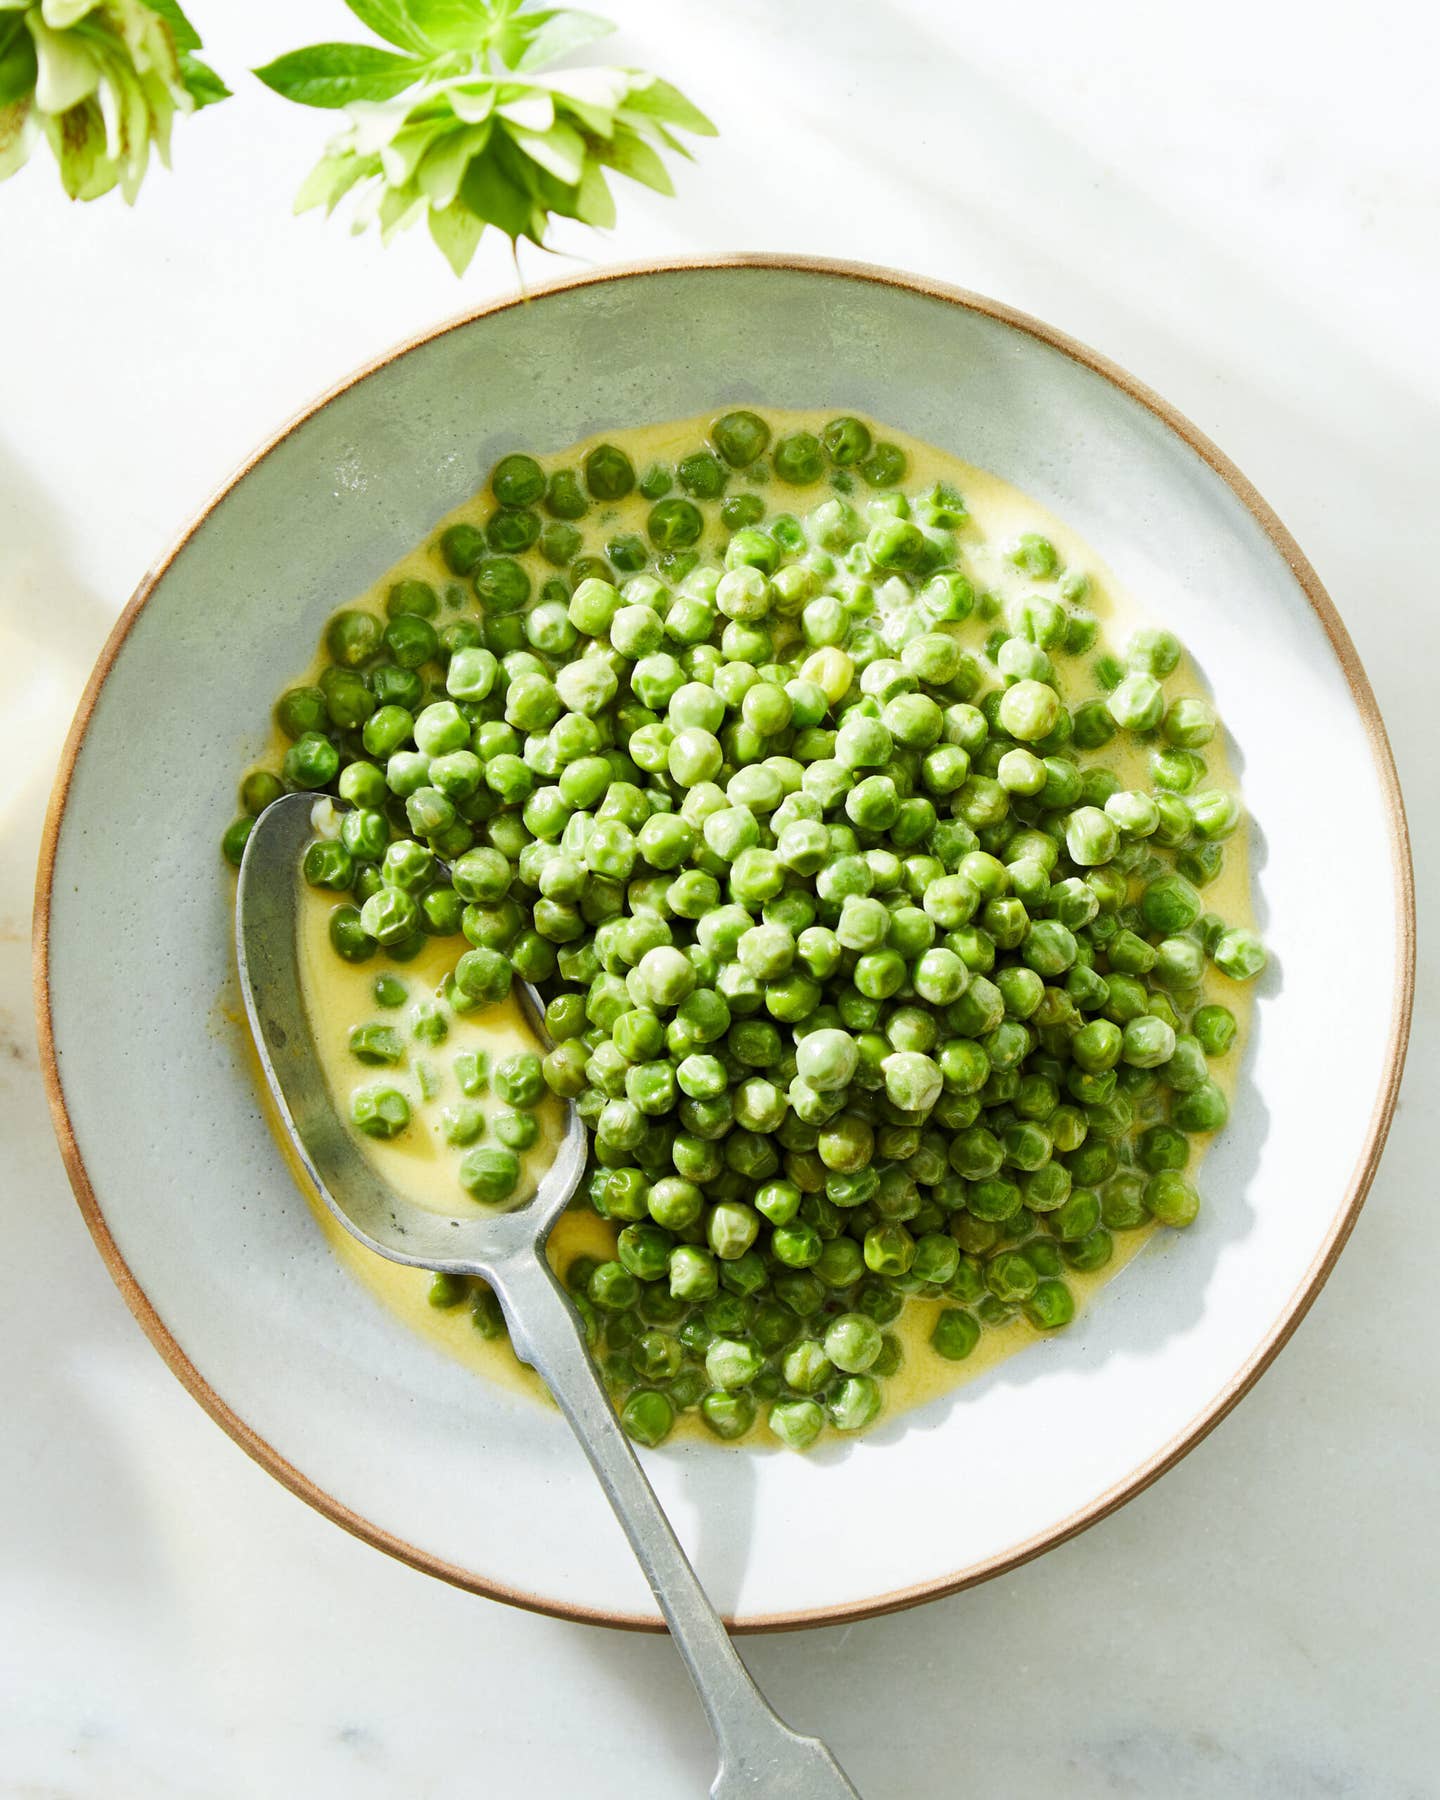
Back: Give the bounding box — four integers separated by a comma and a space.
2, 0, 1435, 1793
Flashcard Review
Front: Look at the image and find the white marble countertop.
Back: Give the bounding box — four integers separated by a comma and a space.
3, 0, 1435, 1793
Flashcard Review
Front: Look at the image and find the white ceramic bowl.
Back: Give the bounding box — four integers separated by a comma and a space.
36, 258, 1413, 1630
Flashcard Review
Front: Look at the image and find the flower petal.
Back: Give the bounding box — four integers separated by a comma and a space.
446, 83, 494, 123
574, 157, 614, 229
414, 120, 489, 208
495, 89, 552, 133
29, 14, 100, 112
0, 94, 37, 181
40, 0, 101, 29
507, 118, 583, 186
428, 198, 484, 275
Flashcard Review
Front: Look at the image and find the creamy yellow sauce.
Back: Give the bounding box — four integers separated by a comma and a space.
295, 894, 564, 1214
247, 409, 1257, 1443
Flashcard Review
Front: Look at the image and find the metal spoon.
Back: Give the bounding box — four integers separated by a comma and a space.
237, 793, 859, 1800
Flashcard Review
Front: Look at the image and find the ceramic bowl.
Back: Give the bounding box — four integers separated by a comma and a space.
36, 257, 1414, 1630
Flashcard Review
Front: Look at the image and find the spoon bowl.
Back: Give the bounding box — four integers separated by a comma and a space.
235, 790, 859, 1800
235, 791, 588, 1273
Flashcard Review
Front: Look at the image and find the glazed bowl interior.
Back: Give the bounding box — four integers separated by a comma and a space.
39, 260, 1410, 1629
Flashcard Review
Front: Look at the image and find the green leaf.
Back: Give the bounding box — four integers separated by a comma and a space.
414, 118, 489, 206
506, 116, 583, 185
377, 179, 426, 242
40, 0, 102, 27
130, 12, 184, 98
535, 65, 625, 133
342, 0, 438, 53
494, 89, 552, 132
405, 0, 496, 50
429, 195, 484, 274
177, 53, 229, 109
512, 8, 612, 73
42, 95, 115, 198
253, 43, 423, 109
597, 122, 672, 194
30, 16, 100, 112
0, 93, 35, 181
622, 73, 715, 136
40, 0, 100, 25
617, 107, 685, 151
109, 62, 160, 200
459, 139, 537, 242
573, 155, 613, 227
294, 147, 376, 214
143, 0, 202, 53
346, 96, 420, 154
380, 115, 450, 185
143, 63, 177, 165
0, 12, 37, 107
447, 83, 494, 123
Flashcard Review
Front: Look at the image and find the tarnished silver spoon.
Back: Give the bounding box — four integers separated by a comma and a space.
237, 792, 859, 1800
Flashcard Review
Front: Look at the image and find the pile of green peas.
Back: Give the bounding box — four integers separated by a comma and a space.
226, 409, 1266, 1451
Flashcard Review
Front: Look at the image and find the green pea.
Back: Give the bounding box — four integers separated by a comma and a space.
930, 1307, 981, 1360
1213, 928, 1267, 983
386, 580, 439, 620
474, 558, 531, 616
705, 1336, 762, 1390
544, 468, 588, 519
859, 443, 907, 488
769, 1398, 824, 1450
1107, 672, 1164, 732
711, 411, 771, 468
622, 1389, 675, 1447
490, 452, 545, 508
351, 1085, 410, 1139
424, 1272, 465, 1310
281, 732, 339, 792
372, 973, 408, 1009
1025, 1278, 1075, 1329
326, 904, 374, 964
326, 609, 382, 669
646, 497, 704, 550
584, 443, 636, 500
1171, 1080, 1229, 1133
438, 524, 487, 575
220, 816, 255, 867
384, 613, 440, 669
824, 1311, 883, 1373
481, 505, 538, 555
720, 492, 766, 531
1144, 1171, 1200, 1227
1163, 696, 1216, 748
773, 431, 825, 485
828, 1374, 882, 1431
820, 416, 872, 466
537, 521, 583, 570
1192, 1004, 1238, 1057
344, 1019, 403, 1067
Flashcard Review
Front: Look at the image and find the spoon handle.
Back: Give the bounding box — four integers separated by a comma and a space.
489, 1250, 860, 1800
